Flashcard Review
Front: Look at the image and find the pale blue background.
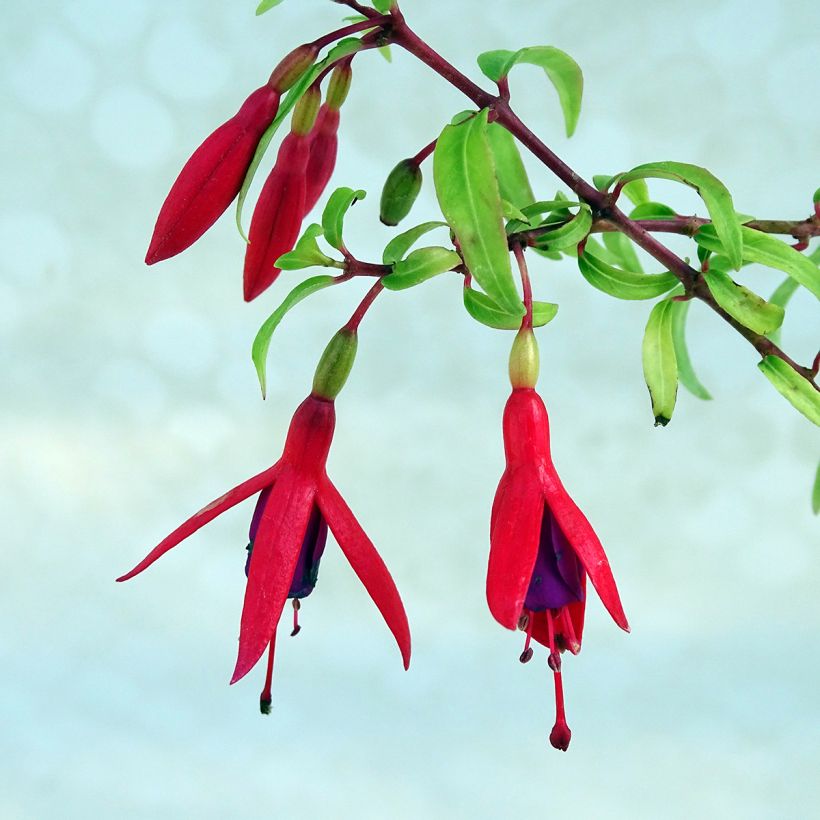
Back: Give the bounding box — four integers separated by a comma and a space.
2, 1, 819, 818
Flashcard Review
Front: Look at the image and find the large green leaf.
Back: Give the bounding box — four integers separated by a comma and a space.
275, 223, 337, 270
463, 287, 557, 330
766, 276, 800, 346
252, 275, 338, 397
613, 161, 743, 269
669, 300, 712, 400
487, 123, 534, 208
381, 247, 461, 290
433, 109, 522, 315
704, 268, 784, 335
382, 221, 448, 264
577, 249, 678, 300
322, 187, 366, 250
695, 224, 820, 300
642, 298, 678, 425
758, 356, 820, 427
476, 46, 583, 137
235, 38, 363, 239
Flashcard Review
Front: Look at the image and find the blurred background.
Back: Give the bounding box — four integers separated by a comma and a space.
2, 0, 818, 817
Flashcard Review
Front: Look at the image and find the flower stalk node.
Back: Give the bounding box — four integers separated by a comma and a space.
508, 328, 539, 389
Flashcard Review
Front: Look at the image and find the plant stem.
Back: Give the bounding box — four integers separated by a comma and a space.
513, 243, 533, 328
311, 15, 392, 51
345, 280, 385, 331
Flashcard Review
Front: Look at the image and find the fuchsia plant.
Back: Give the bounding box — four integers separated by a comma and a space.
119, 0, 820, 751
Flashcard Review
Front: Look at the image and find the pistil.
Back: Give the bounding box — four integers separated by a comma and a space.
546, 609, 572, 751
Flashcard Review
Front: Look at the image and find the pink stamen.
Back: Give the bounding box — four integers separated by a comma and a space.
546, 610, 572, 751
291, 599, 302, 637
560, 607, 580, 654
259, 631, 277, 715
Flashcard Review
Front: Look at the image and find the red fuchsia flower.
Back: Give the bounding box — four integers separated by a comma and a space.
145, 44, 317, 266
117, 330, 410, 711
243, 86, 321, 302
488, 329, 629, 751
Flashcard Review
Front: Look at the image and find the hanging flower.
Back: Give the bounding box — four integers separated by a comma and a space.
145, 44, 316, 266
117, 330, 410, 711
487, 329, 629, 750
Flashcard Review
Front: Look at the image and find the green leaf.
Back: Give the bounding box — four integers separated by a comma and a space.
235, 38, 363, 239
766, 276, 800, 346
623, 178, 650, 206
433, 109, 522, 316
371, 0, 392, 10
322, 187, 366, 250
381, 246, 460, 290
252, 275, 338, 397
614, 161, 743, 270
695, 224, 820, 300
532, 206, 592, 252
642, 298, 678, 425
812, 461, 820, 515
378, 45, 392, 62
669, 300, 712, 400
274, 223, 337, 270
629, 201, 678, 220
758, 356, 820, 426
382, 221, 448, 265
578, 248, 678, 300
602, 232, 643, 273
463, 287, 557, 330
477, 46, 583, 137
704, 268, 784, 335
487, 123, 534, 209
502, 200, 530, 225
255, 0, 284, 14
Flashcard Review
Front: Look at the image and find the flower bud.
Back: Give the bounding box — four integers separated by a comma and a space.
312, 329, 358, 400
303, 105, 341, 214
379, 158, 422, 226
508, 327, 540, 389
290, 86, 321, 136
269, 44, 318, 93
326, 63, 353, 111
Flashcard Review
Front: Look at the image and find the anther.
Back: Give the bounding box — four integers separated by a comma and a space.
517, 613, 530, 632
290, 598, 301, 637
548, 651, 561, 672
519, 647, 534, 664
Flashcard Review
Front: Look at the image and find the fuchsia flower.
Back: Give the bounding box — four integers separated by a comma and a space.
488, 331, 629, 750
303, 103, 341, 214
145, 44, 316, 266
118, 331, 410, 710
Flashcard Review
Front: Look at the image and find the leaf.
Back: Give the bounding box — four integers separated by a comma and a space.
629, 201, 678, 220
463, 287, 558, 330
758, 356, 820, 427
378, 45, 392, 62
766, 276, 800, 346
506, 199, 581, 234
322, 187, 366, 250
695, 224, 820, 300
255, 0, 284, 14
623, 178, 650, 206
433, 109, 522, 316
502, 200, 530, 224
669, 300, 712, 400
577, 248, 678, 300
382, 221, 448, 265
275, 223, 336, 270
487, 123, 534, 209
602, 231, 643, 273
381, 247, 461, 290
813, 461, 820, 515
371, 0, 392, 10
477, 47, 583, 137
235, 38, 363, 239
642, 298, 678, 425
704, 268, 784, 335
252, 275, 338, 397
614, 161, 743, 270
532, 206, 592, 252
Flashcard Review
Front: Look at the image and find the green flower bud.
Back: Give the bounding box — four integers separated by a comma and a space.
508, 327, 539, 389
312, 328, 358, 400
326, 63, 353, 111
269, 44, 318, 93
379, 158, 422, 226
290, 86, 321, 136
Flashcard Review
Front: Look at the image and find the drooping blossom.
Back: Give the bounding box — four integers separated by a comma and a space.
145, 44, 316, 265
118, 330, 410, 711
488, 329, 629, 750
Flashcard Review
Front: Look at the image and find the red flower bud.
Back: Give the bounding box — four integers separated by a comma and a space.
303, 104, 341, 214
243, 131, 310, 301
146, 85, 280, 265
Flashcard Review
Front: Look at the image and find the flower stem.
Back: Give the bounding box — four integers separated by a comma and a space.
513, 243, 533, 329
311, 15, 391, 51
345, 280, 385, 331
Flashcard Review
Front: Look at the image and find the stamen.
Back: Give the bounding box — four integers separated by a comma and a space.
519, 608, 534, 663
291, 599, 302, 637
259, 632, 276, 715
560, 607, 580, 654
546, 610, 572, 751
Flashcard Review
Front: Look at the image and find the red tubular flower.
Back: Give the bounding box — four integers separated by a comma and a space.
146, 44, 316, 266
488, 331, 629, 750
117, 371, 410, 710
302, 103, 341, 214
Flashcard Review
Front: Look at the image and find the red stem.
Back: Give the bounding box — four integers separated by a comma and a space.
311, 15, 391, 51
513, 243, 533, 328
345, 280, 385, 331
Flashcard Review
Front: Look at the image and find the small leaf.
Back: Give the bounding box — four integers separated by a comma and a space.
463, 287, 557, 330
758, 356, 820, 427
766, 276, 800, 346
812, 461, 820, 515
669, 300, 712, 400
322, 187, 366, 250
275, 223, 336, 270
532, 206, 592, 252
695, 224, 820, 300
371, 0, 392, 11
629, 202, 678, 220
381, 246, 460, 290
578, 249, 678, 300
642, 298, 678, 425
487, 123, 534, 209
433, 109, 522, 315
614, 161, 743, 269
477, 47, 583, 137
602, 232, 643, 273
378, 45, 392, 62
252, 275, 338, 397
255, 0, 284, 14
704, 268, 784, 335
382, 221, 448, 265
622, 178, 650, 206
502, 200, 530, 224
